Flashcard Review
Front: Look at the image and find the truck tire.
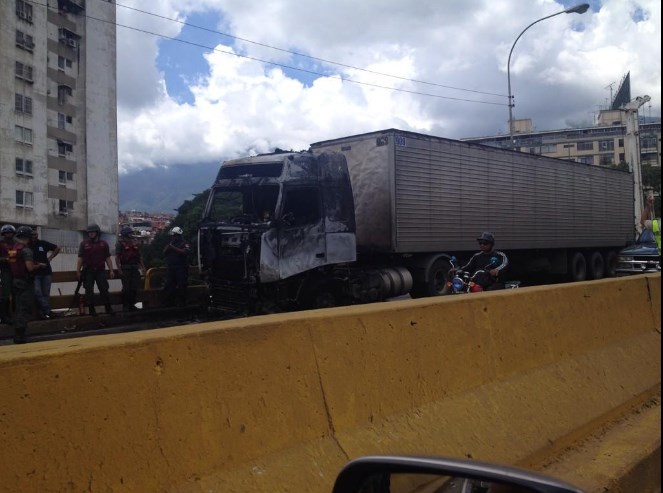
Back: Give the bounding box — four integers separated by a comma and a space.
603, 250, 618, 277
587, 251, 605, 280
411, 259, 451, 297
568, 252, 587, 282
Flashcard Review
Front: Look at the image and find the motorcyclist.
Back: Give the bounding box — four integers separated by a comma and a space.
453, 232, 509, 291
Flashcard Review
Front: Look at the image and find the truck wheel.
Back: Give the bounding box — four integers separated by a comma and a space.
411, 259, 451, 297
568, 252, 587, 282
587, 251, 605, 280
603, 251, 618, 277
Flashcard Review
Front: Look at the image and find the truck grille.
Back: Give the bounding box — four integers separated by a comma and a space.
209, 279, 254, 312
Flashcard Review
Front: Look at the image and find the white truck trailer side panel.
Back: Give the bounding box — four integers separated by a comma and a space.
312, 129, 633, 253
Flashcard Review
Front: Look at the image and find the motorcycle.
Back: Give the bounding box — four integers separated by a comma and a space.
447, 256, 520, 294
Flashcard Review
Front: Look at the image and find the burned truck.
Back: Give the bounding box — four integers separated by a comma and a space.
199, 129, 633, 314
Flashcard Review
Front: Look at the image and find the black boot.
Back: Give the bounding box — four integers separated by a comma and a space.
88, 305, 97, 316
0, 299, 11, 324
105, 304, 115, 315
13, 327, 27, 344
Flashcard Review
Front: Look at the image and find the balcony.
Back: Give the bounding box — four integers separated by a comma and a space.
58, 0, 85, 14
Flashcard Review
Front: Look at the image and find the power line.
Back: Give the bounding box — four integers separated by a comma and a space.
28, 0, 506, 107
113, 1, 507, 99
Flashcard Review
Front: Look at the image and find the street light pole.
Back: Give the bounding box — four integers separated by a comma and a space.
507, 3, 590, 147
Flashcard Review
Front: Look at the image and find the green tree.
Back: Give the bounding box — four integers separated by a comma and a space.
141, 189, 210, 268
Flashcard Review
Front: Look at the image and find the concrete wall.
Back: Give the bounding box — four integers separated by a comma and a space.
0, 274, 659, 492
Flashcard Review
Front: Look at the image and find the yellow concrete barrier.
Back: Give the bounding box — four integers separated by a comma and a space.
0, 274, 659, 493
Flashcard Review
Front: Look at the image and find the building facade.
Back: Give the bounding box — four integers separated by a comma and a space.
1, 0, 117, 269
462, 112, 661, 169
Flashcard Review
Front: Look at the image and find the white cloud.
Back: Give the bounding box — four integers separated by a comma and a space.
117, 0, 661, 173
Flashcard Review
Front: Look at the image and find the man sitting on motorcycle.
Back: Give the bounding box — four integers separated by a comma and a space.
454, 232, 509, 291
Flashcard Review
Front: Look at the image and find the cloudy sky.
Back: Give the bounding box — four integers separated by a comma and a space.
115, 0, 661, 174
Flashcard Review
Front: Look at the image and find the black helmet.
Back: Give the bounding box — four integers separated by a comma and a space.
86, 223, 101, 233
1, 224, 16, 235
120, 226, 133, 237
15, 226, 33, 238
477, 232, 495, 244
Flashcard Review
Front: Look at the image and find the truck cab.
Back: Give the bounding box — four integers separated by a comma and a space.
199, 151, 356, 313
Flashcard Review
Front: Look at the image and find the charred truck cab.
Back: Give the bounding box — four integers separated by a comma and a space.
199, 151, 411, 314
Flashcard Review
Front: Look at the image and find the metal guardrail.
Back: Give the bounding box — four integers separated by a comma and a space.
46, 268, 208, 311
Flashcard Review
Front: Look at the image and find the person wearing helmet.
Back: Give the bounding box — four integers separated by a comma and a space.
162, 226, 191, 307
115, 226, 144, 311
454, 232, 509, 291
5, 226, 47, 343
0, 224, 17, 324
76, 223, 115, 315
30, 228, 61, 320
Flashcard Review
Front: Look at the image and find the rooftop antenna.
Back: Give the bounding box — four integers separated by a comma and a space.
604, 81, 616, 106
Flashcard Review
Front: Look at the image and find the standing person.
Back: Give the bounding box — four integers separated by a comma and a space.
641, 195, 661, 255
31, 228, 61, 319
162, 226, 191, 307
0, 224, 17, 325
6, 226, 46, 344
115, 226, 144, 311
455, 232, 509, 291
76, 223, 115, 316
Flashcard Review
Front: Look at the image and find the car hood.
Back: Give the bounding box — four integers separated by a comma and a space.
619, 242, 659, 256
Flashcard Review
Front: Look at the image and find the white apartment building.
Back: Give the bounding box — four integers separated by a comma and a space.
1, 0, 117, 270
463, 113, 661, 169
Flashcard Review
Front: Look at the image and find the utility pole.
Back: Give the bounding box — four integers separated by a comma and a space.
622, 95, 651, 235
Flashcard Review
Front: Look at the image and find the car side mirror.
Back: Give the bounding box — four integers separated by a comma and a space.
332, 456, 583, 493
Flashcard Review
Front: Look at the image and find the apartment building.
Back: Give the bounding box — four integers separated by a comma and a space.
463, 112, 661, 169
0, 0, 117, 270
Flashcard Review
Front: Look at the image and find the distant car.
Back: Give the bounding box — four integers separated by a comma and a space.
615, 227, 660, 275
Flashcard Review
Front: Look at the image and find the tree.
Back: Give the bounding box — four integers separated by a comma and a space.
642, 164, 661, 215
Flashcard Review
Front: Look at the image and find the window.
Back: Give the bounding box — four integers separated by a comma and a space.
618, 139, 624, 148
599, 140, 615, 152
641, 136, 657, 149
281, 187, 321, 227
577, 156, 594, 165
15, 61, 33, 82
58, 85, 73, 104
15, 30, 34, 51
16, 190, 34, 208
15, 94, 32, 114
58, 170, 74, 184
57, 56, 73, 70
540, 144, 557, 153
15, 125, 33, 144
59, 200, 74, 213
58, 113, 66, 129
599, 155, 614, 166
58, 141, 73, 156
577, 141, 593, 151
15, 158, 33, 176
16, 0, 33, 22
619, 153, 625, 163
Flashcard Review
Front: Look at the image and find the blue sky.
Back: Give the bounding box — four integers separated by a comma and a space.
116, 0, 661, 173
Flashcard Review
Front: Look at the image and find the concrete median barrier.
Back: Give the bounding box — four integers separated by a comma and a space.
0, 274, 659, 492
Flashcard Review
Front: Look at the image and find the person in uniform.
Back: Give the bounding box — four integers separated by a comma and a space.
0, 224, 17, 324
6, 226, 46, 343
115, 226, 144, 311
76, 223, 115, 316
162, 227, 191, 307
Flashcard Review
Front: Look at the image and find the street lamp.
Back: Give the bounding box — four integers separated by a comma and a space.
507, 3, 590, 147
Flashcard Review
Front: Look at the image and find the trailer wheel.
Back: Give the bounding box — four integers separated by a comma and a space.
568, 252, 587, 282
603, 250, 618, 278
587, 251, 605, 280
411, 259, 451, 297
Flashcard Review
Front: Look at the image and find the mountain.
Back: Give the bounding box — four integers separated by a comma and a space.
119, 162, 218, 213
